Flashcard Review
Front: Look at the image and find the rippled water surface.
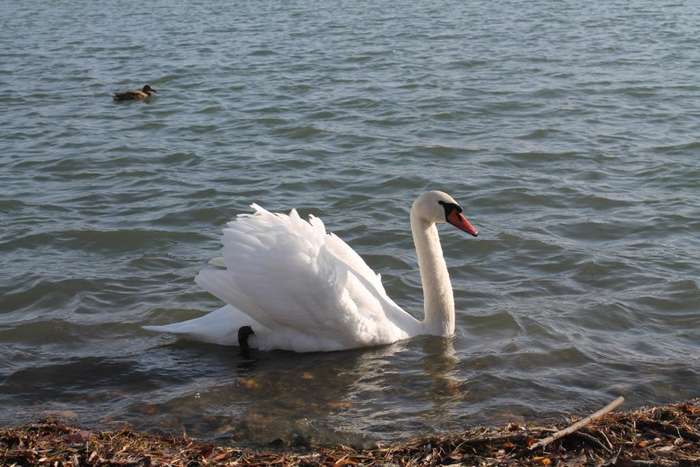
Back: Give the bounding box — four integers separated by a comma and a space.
2, 0, 700, 446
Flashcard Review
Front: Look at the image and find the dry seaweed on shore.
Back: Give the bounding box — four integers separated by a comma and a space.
1, 399, 699, 466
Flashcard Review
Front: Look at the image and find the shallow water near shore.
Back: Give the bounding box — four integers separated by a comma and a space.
1, 0, 699, 447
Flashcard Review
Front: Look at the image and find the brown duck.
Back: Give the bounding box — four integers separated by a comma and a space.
113, 84, 157, 101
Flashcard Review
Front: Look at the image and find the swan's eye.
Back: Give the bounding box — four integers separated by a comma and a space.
438, 200, 463, 218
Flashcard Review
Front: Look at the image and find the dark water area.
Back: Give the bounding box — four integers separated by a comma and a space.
1, 0, 699, 447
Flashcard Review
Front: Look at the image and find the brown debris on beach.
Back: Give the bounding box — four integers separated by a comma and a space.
1, 398, 699, 466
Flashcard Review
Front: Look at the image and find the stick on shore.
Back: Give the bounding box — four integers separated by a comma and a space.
529, 395, 625, 450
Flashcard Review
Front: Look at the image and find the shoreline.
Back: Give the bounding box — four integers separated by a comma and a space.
2, 399, 698, 466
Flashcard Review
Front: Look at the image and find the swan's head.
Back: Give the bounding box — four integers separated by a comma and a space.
412, 191, 478, 237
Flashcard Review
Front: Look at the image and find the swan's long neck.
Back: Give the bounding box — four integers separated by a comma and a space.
410, 210, 455, 336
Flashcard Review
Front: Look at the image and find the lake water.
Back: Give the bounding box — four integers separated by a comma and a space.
1, 0, 699, 447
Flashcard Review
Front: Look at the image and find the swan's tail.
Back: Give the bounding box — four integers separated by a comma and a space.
143, 305, 242, 346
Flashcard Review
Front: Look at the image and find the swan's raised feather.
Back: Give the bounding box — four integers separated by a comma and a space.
147, 204, 415, 352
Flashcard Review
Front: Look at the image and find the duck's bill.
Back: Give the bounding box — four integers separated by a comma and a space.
447, 211, 478, 237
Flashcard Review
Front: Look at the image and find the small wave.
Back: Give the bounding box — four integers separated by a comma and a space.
430, 110, 469, 121
0, 199, 28, 213
494, 231, 565, 256
249, 48, 276, 57
472, 188, 567, 211
344, 55, 374, 64
651, 141, 700, 154
186, 124, 219, 134
160, 151, 202, 165
306, 110, 339, 120
634, 282, 700, 314
530, 88, 569, 98
621, 86, 660, 97
505, 150, 582, 162
103, 169, 159, 180
0, 357, 164, 397
377, 174, 429, 191
463, 309, 523, 337
0, 228, 207, 253
194, 105, 224, 115
512, 346, 594, 369
155, 206, 228, 225
273, 125, 325, 139
579, 194, 635, 210
94, 152, 202, 168
0, 278, 102, 315
363, 115, 417, 127
483, 100, 545, 115
332, 96, 380, 109
569, 258, 632, 288
446, 59, 488, 69
417, 144, 478, 158
252, 116, 289, 126
515, 128, 561, 140
127, 255, 189, 271
279, 83, 313, 94
569, 301, 638, 332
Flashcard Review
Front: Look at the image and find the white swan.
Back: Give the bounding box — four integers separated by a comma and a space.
143, 191, 478, 352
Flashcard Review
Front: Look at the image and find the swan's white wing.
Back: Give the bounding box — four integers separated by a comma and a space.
323, 227, 386, 295
194, 205, 415, 351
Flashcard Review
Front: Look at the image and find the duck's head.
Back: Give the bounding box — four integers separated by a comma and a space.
142, 84, 156, 94
411, 191, 478, 236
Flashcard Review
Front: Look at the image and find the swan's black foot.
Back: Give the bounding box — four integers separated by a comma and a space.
238, 326, 255, 358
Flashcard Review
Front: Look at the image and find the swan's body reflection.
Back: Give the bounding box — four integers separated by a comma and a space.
420, 336, 462, 415
129, 336, 463, 446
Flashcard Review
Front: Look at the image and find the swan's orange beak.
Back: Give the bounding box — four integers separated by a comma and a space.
447, 211, 478, 237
